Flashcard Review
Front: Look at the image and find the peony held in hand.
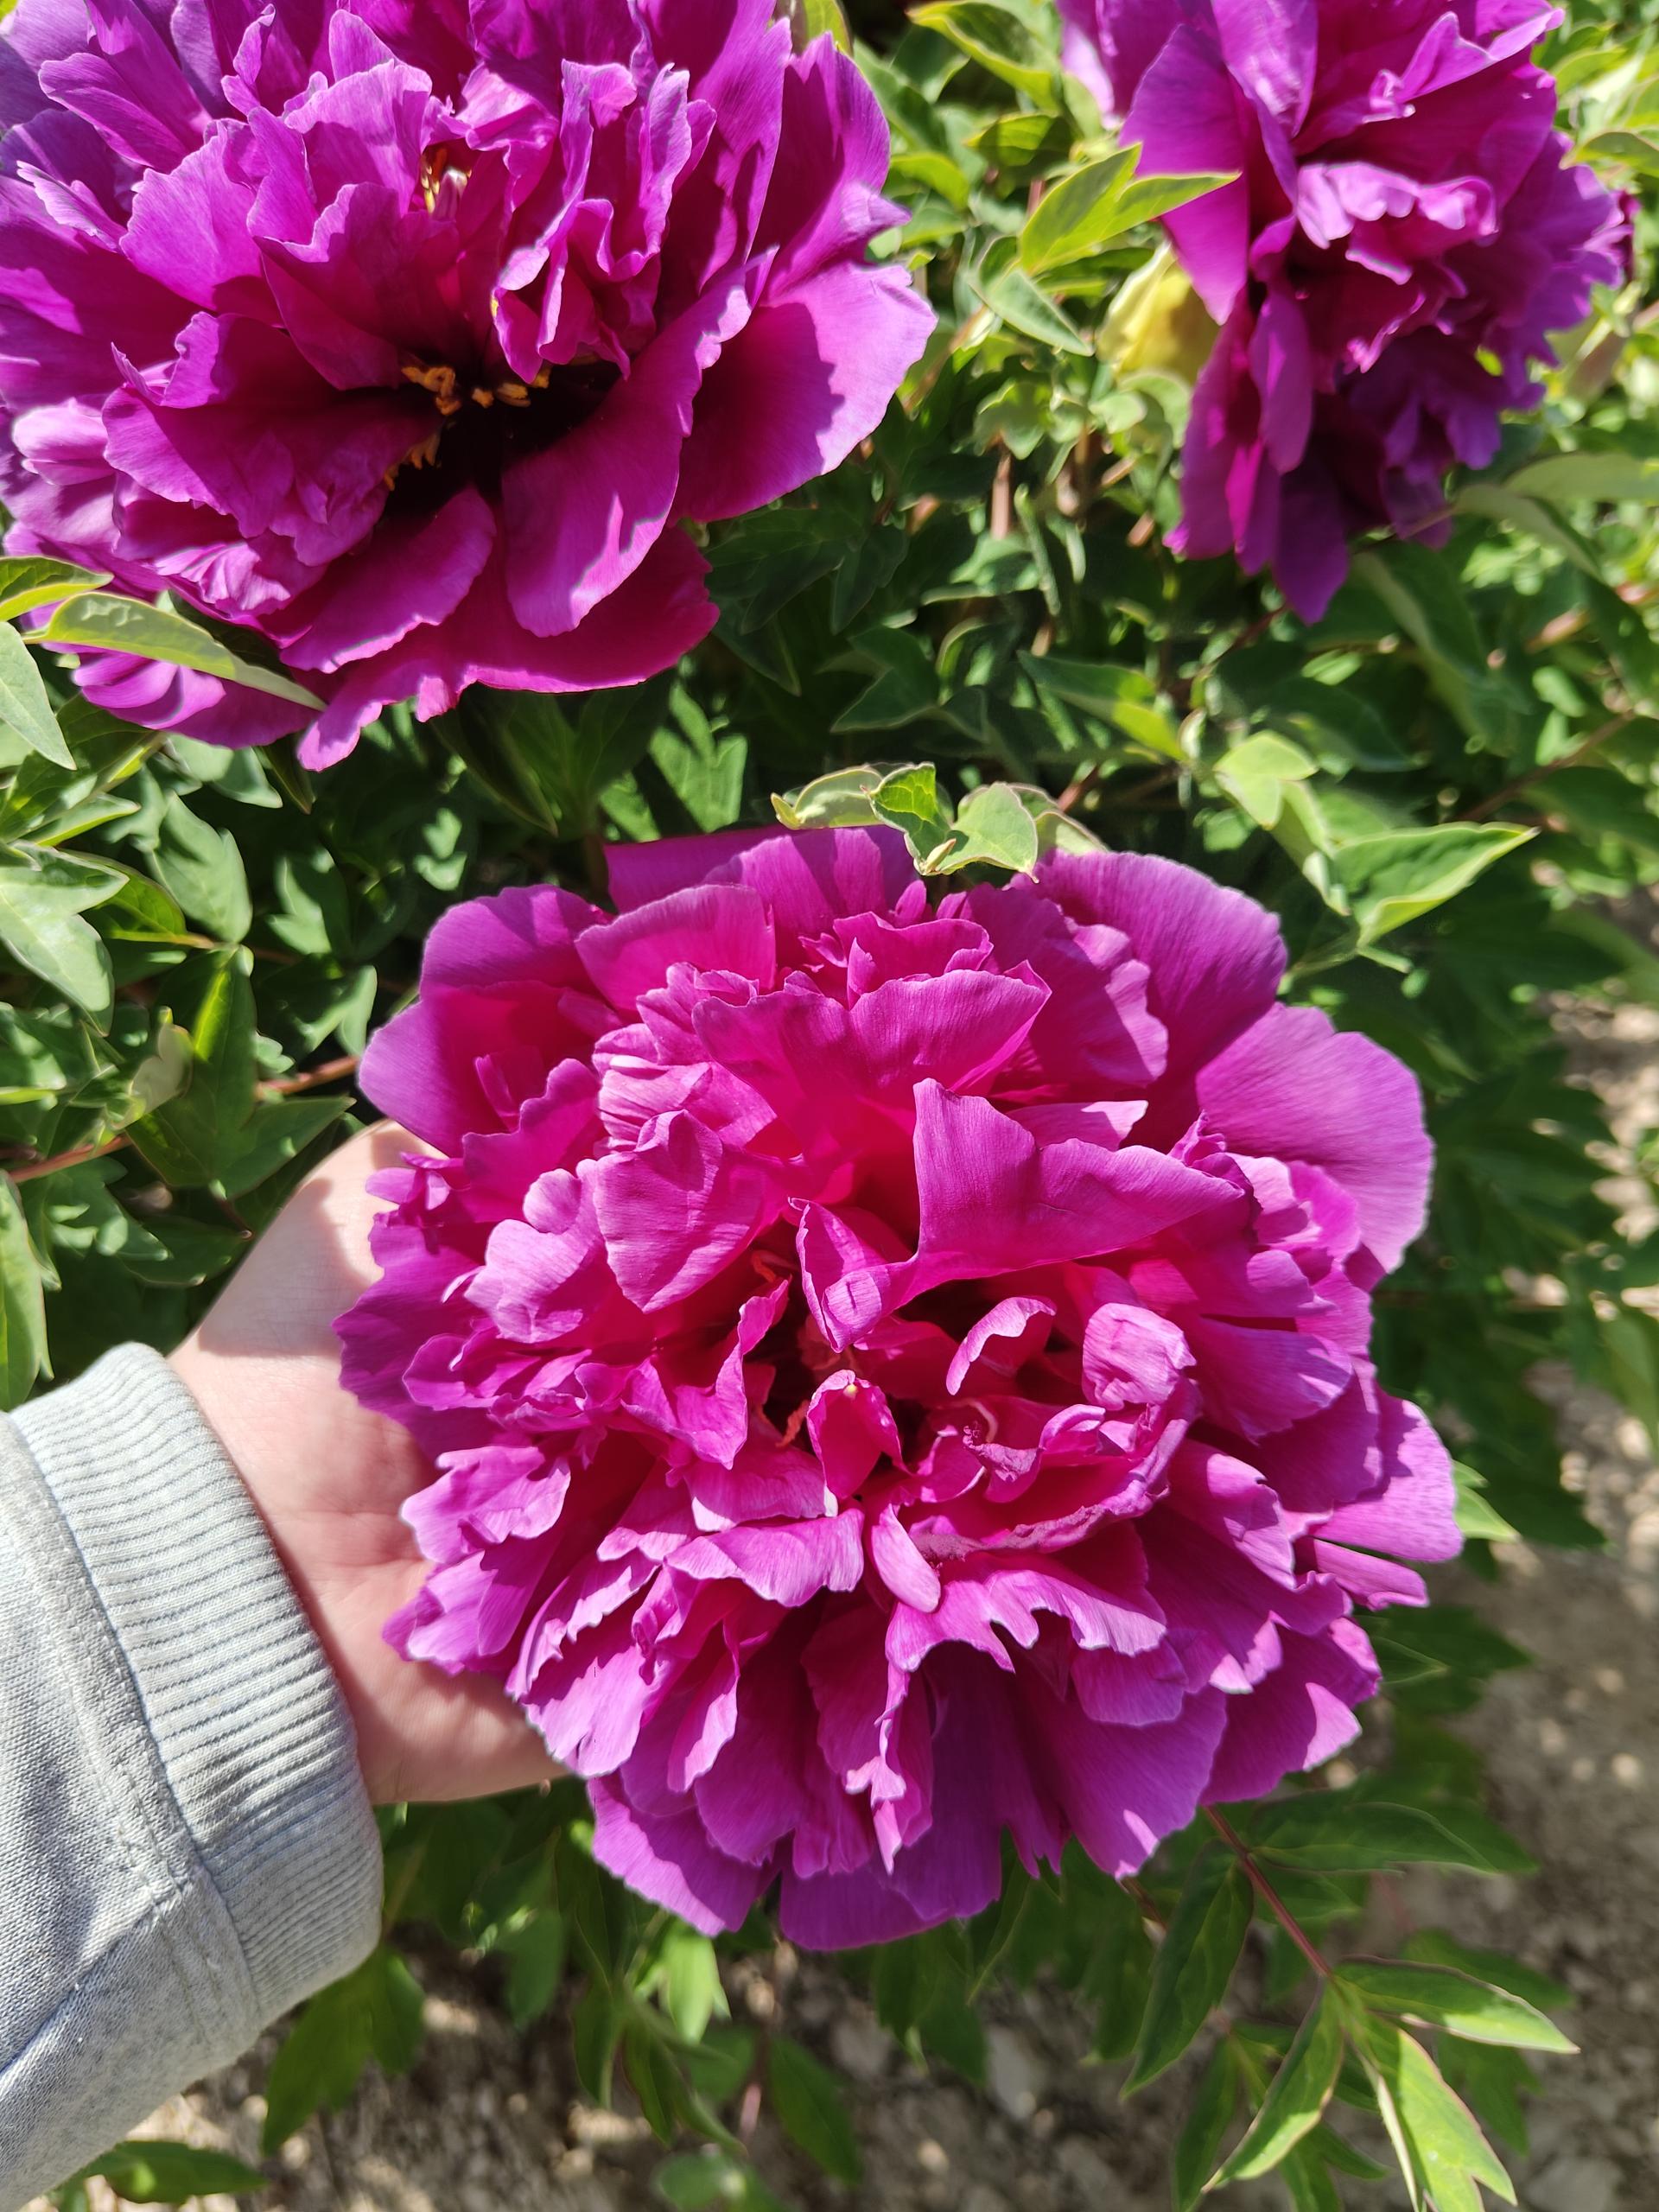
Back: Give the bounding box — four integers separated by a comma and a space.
1060, 0, 1628, 620
340, 827, 1460, 1946
0, 1, 929, 765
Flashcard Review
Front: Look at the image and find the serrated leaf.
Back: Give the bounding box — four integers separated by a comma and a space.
1212, 1986, 1344, 2185
0, 621, 72, 766
1127, 1850, 1251, 2092
0, 1174, 48, 1410
1335, 1964, 1574, 2055
42, 592, 323, 711
68, 2141, 266, 2204
766, 2035, 861, 2183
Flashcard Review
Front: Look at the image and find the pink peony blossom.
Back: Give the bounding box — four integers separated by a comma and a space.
340, 828, 1459, 1943
0, 1, 930, 763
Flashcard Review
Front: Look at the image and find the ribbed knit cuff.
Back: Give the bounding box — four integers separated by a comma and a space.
15, 1345, 383, 2031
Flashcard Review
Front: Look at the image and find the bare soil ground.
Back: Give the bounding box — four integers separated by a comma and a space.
35, 1003, 1659, 2212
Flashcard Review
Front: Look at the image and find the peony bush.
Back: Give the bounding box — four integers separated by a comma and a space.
2, 0, 1655, 2206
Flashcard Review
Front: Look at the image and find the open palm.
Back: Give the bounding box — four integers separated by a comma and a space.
170, 1122, 554, 1806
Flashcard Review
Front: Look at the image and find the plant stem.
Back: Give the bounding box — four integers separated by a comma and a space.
1205, 1807, 1331, 1980
4, 1055, 361, 1185
1462, 712, 1634, 822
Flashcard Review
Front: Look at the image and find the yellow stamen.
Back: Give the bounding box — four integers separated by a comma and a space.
495, 379, 531, 407
403, 360, 459, 405
470, 385, 495, 409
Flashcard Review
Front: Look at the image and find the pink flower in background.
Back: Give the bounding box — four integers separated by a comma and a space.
340, 827, 1459, 1944
0, 1, 930, 764
1058, 0, 1628, 618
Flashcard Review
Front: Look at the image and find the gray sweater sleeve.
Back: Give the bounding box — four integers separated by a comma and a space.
0, 1346, 384, 2210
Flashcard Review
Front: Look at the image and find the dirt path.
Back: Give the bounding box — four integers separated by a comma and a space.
35, 1006, 1659, 2212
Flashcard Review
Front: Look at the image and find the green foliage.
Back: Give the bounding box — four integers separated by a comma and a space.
18, 0, 1659, 2202
50, 2141, 266, 2208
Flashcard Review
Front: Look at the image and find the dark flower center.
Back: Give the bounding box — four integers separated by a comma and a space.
385, 354, 622, 515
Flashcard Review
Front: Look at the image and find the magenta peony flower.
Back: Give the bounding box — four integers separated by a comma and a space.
0, 3, 930, 765
339, 827, 1459, 1944
1058, 0, 1628, 619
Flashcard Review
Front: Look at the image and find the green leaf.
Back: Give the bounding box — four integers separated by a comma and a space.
573, 1981, 624, 2105
933, 779, 1042, 874
772, 763, 887, 831
1017, 149, 1137, 270
1453, 484, 1601, 577
0, 621, 73, 766
654, 2152, 787, 2212
658, 1925, 728, 2044
0, 556, 111, 624
0, 843, 120, 1022
1213, 732, 1318, 829
1335, 1964, 1574, 2055
0, 1174, 48, 1410
261, 1948, 424, 2152
42, 593, 324, 711
1400, 1933, 1572, 2018
1358, 2014, 1516, 2212
972, 257, 1092, 356
1506, 452, 1659, 505
1171, 2038, 1239, 2212
125, 956, 257, 1189
1249, 1792, 1535, 1878
1353, 546, 1519, 749
155, 797, 252, 943
1019, 651, 1184, 756
490, 1909, 563, 2029
766, 2035, 862, 2183
69, 2141, 266, 2204
779, 0, 850, 51
1022, 155, 1234, 274
910, 1, 1057, 97
1212, 1987, 1344, 2185
870, 761, 956, 858
1126, 1850, 1252, 2091
626, 2018, 689, 2145
1333, 823, 1535, 945
215, 1092, 351, 1198
832, 628, 941, 732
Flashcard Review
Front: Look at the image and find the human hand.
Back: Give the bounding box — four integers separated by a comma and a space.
169, 1122, 555, 1806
